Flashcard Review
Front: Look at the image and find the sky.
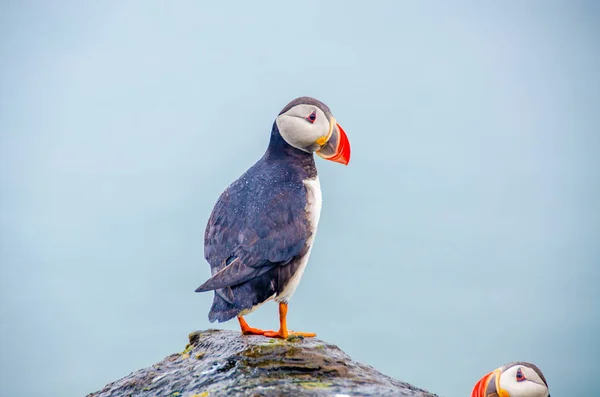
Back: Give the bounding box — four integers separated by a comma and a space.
0, 1, 598, 396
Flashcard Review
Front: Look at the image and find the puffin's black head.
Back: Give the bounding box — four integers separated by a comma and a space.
273, 96, 350, 165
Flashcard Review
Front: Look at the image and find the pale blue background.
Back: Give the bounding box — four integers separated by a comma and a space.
1, 1, 598, 396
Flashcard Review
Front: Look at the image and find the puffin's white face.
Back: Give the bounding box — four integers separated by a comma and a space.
499, 365, 549, 397
276, 104, 331, 153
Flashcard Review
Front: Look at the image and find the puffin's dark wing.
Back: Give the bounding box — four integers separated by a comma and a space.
196, 169, 309, 293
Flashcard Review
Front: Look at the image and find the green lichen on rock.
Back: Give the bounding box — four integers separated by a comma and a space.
86, 329, 439, 397
285, 334, 305, 342
181, 344, 194, 355
299, 381, 332, 389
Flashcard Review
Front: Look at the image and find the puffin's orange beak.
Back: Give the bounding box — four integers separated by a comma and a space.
471, 371, 493, 397
471, 369, 506, 397
316, 119, 351, 165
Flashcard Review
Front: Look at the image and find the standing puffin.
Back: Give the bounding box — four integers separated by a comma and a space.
195, 97, 350, 338
471, 362, 551, 397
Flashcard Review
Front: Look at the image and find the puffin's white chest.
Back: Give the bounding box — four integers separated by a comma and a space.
303, 176, 323, 241
276, 176, 322, 302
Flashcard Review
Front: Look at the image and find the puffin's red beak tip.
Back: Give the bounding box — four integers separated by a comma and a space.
471, 371, 494, 397
328, 123, 351, 165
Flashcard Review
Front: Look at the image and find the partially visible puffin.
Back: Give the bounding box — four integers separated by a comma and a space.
195, 97, 350, 338
471, 362, 551, 397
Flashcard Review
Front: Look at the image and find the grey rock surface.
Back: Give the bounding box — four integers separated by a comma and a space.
87, 329, 439, 397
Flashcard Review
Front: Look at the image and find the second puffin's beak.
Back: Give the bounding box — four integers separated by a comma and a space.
316, 117, 351, 165
471, 369, 503, 397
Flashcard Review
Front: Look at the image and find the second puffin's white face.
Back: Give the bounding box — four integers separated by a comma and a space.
275, 104, 331, 152
499, 365, 549, 397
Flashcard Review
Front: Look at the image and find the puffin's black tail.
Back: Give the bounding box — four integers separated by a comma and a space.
200, 269, 281, 323
208, 292, 240, 323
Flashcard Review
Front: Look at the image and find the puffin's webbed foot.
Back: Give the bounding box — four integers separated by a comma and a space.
262, 302, 316, 339
238, 303, 316, 338
238, 317, 272, 336
263, 330, 316, 339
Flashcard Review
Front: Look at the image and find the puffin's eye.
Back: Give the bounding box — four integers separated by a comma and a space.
306, 111, 316, 123
516, 368, 526, 382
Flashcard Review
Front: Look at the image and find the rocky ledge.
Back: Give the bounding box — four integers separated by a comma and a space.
87, 329, 438, 397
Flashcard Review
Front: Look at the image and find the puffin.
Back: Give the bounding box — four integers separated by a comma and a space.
195, 96, 350, 338
471, 362, 551, 397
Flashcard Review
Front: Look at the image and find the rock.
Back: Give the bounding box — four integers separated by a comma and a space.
87, 329, 439, 397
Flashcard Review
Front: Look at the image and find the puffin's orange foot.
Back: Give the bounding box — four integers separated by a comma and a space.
262, 330, 286, 338
241, 326, 271, 336
261, 302, 317, 339
238, 317, 272, 336
262, 330, 316, 339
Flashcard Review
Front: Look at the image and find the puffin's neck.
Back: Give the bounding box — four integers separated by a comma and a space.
263, 122, 317, 179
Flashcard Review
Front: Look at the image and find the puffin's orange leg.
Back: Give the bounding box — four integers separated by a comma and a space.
263, 302, 316, 339
238, 317, 271, 335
